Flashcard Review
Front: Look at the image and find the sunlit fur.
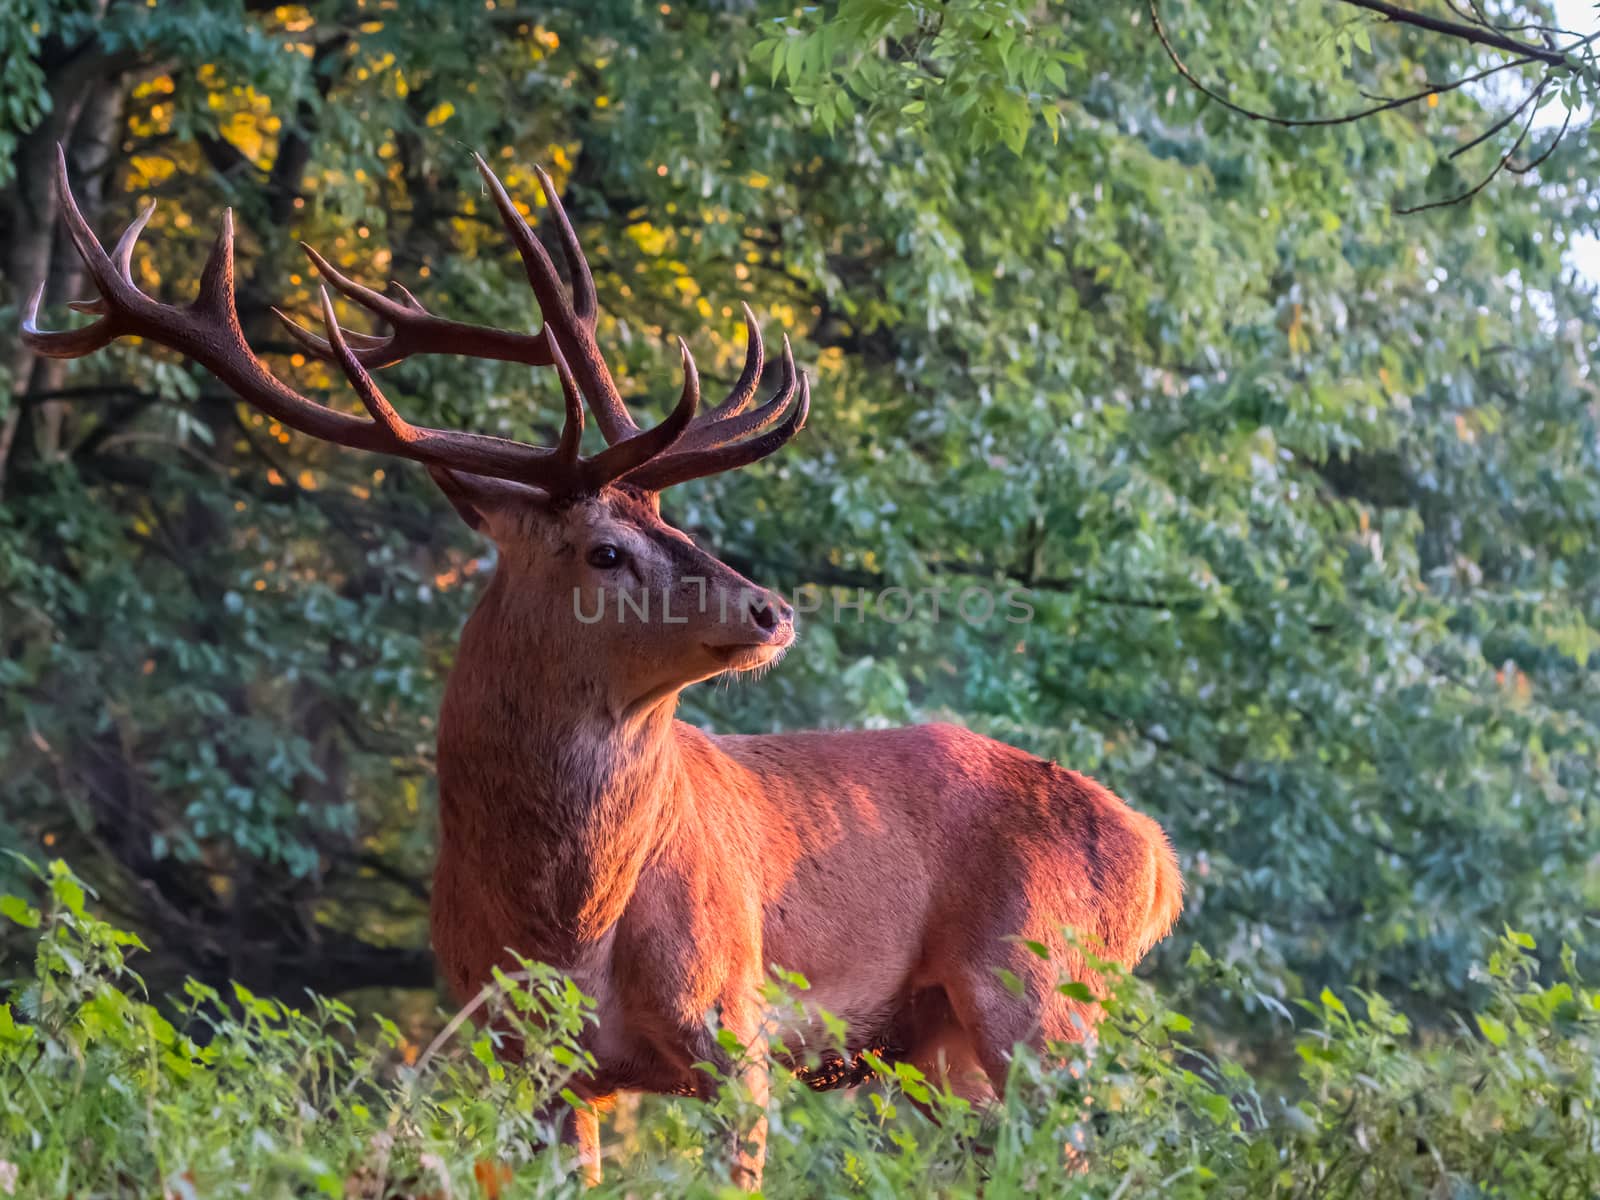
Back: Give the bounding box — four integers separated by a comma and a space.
427, 474, 1182, 1188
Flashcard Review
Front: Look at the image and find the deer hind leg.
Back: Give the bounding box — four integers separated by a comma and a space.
942, 949, 1102, 1172
942, 947, 1100, 1096
909, 1017, 997, 1106
898, 988, 997, 1115
900, 1014, 1000, 1155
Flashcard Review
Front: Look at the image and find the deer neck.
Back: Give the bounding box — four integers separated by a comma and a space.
436, 574, 685, 954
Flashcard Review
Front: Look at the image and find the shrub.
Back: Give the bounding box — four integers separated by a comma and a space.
2, 860, 1597, 1198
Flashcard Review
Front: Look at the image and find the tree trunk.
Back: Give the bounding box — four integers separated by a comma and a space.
1, 15, 133, 495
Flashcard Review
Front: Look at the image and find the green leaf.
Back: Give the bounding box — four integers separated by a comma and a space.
0, 1004, 34, 1044
0, 894, 40, 929
48, 871, 85, 917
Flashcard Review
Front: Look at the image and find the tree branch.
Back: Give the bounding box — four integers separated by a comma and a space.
1149, 0, 1541, 129
720, 549, 1205, 612
1333, 0, 1590, 69
1395, 77, 1546, 213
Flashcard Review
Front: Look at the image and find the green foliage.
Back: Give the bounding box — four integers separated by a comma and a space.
753, 0, 1083, 151
4, 862, 1600, 1196
756, 0, 1599, 176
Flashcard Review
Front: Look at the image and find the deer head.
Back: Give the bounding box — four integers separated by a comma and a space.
23, 149, 805, 715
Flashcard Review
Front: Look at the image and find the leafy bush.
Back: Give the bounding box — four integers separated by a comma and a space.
3, 860, 1598, 1198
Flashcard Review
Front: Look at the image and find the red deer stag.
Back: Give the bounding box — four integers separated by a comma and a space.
24, 148, 1182, 1188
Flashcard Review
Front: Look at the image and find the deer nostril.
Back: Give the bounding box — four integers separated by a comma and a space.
750, 599, 779, 632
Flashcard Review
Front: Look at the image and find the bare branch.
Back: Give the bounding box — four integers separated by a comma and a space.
1442, 0, 1574, 39
1507, 100, 1574, 174
1150, 0, 1591, 212
1394, 79, 1546, 213
1149, 0, 1540, 128
1448, 72, 1548, 159
1333, 0, 1594, 69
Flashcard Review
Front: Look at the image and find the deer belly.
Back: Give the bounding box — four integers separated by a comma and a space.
762, 903, 932, 1046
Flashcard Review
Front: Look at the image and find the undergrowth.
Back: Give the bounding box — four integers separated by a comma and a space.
1, 859, 1597, 1198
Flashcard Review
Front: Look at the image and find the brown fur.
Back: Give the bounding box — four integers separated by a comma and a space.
426, 476, 1182, 1187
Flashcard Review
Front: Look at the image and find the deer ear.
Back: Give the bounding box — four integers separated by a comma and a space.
428, 467, 547, 532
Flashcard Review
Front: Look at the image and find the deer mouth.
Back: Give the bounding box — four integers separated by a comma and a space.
704, 632, 793, 671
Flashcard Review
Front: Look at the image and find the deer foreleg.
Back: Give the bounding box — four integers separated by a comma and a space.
570, 1099, 604, 1187
684, 1002, 770, 1191
728, 1029, 770, 1190
537, 1092, 604, 1186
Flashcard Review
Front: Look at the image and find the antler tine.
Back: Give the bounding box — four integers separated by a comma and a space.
543, 335, 587, 466
317, 285, 419, 444
389, 281, 426, 312
273, 308, 390, 353
111, 200, 156, 277
51, 146, 134, 307
473, 153, 564, 311
586, 337, 700, 486
193, 209, 238, 318
627, 371, 810, 493
675, 332, 797, 453
272, 304, 393, 361
301, 242, 415, 327
532, 165, 597, 321
23, 150, 153, 359
273, 240, 554, 371
696, 302, 765, 425
22, 279, 117, 358
474, 153, 643, 446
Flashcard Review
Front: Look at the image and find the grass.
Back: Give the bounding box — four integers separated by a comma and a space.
2, 859, 1598, 1198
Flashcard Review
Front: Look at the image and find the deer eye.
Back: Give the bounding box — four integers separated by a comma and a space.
586, 543, 624, 570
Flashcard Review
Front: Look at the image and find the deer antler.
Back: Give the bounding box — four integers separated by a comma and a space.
272, 243, 555, 371
276, 155, 808, 486
22, 147, 808, 496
